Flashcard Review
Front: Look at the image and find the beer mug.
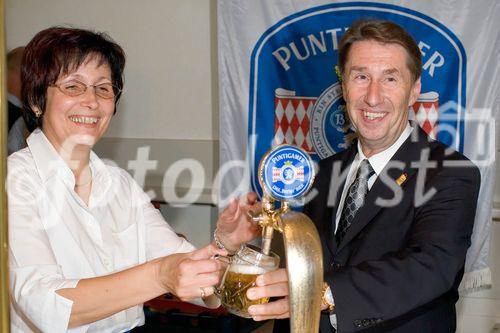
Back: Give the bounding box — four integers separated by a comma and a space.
215, 244, 280, 318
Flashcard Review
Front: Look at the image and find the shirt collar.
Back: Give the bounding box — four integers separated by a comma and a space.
26, 129, 110, 188
88, 149, 112, 199
357, 122, 413, 176
27, 129, 71, 183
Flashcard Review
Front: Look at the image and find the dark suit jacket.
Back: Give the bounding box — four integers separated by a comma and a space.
8, 100, 22, 131
274, 123, 480, 333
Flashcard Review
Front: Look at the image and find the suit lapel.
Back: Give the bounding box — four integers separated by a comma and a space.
336, 124, 430, 253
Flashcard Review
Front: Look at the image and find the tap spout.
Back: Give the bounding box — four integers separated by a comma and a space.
280, 210, 323, 333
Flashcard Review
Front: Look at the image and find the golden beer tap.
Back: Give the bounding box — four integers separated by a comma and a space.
254, 145, 323, 333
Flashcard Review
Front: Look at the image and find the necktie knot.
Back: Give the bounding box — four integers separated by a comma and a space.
357, 159, 375, 181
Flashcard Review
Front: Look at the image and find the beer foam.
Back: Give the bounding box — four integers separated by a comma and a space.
229, 264, 267, 275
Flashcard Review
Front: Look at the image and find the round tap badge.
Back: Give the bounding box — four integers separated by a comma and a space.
259, 145, 315, 201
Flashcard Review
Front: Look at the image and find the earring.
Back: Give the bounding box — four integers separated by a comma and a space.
34, 110, 42, 118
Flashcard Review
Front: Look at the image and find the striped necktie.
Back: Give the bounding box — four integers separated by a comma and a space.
336, 159, 375, 244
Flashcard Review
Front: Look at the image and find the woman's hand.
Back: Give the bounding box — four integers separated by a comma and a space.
215, 192, 262, 252
157, 244, 226, 301
58, 244, 226, 327
246, 268, 290, 321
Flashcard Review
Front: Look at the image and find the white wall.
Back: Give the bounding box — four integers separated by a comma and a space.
6, 0, 217, 141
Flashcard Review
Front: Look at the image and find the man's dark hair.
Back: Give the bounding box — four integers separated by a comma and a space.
338, 19, 422, 83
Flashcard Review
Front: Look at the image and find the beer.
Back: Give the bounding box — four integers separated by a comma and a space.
220, 264, 268, 318
215, 244, 279, 318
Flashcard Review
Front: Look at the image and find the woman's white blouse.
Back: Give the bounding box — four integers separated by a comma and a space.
8, 129, 196, 333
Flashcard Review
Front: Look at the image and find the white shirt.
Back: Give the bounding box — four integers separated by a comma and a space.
334, 123, 413, 231
8, 129, 196, 333
330, 123, 413, 328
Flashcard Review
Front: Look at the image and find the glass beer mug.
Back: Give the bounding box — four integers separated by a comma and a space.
215, 244, 280, 318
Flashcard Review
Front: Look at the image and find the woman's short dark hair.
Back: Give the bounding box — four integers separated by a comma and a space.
338, 19, 422, 83
21, 26, 126, 130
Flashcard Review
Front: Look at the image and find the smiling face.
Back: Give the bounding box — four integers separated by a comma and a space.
342, 40, 421, 157
37, 57, 115, 152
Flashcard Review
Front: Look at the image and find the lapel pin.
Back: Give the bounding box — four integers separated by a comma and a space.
396, 173, 408, 186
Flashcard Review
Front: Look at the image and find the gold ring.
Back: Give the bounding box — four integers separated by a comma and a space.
200, 287, 206, 299
247, 210, 259, 222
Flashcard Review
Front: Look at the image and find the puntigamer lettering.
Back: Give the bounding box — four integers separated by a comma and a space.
271, 153, 305, 164
272, 29, 445, 78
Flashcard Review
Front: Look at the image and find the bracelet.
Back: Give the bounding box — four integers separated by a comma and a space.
321, 282, 335, 313
213, 228, 237, 254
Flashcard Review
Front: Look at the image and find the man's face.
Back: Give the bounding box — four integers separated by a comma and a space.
342, 40, 421, 156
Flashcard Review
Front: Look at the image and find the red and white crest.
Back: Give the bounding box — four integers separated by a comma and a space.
274, 89, 315, 152
410, 91, 439, 139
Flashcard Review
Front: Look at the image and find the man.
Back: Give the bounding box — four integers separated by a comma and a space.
246, 20, 480, 332
7, 47, 24, 130
6, 46, 34, 154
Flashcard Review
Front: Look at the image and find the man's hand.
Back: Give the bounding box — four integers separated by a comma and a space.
246, 268, 290, 321
215, 192, 262, 252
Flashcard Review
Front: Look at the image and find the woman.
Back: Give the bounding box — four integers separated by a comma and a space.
7, 27, 258, 333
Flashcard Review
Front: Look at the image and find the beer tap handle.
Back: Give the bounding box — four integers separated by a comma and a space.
261, 225, 274, 256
